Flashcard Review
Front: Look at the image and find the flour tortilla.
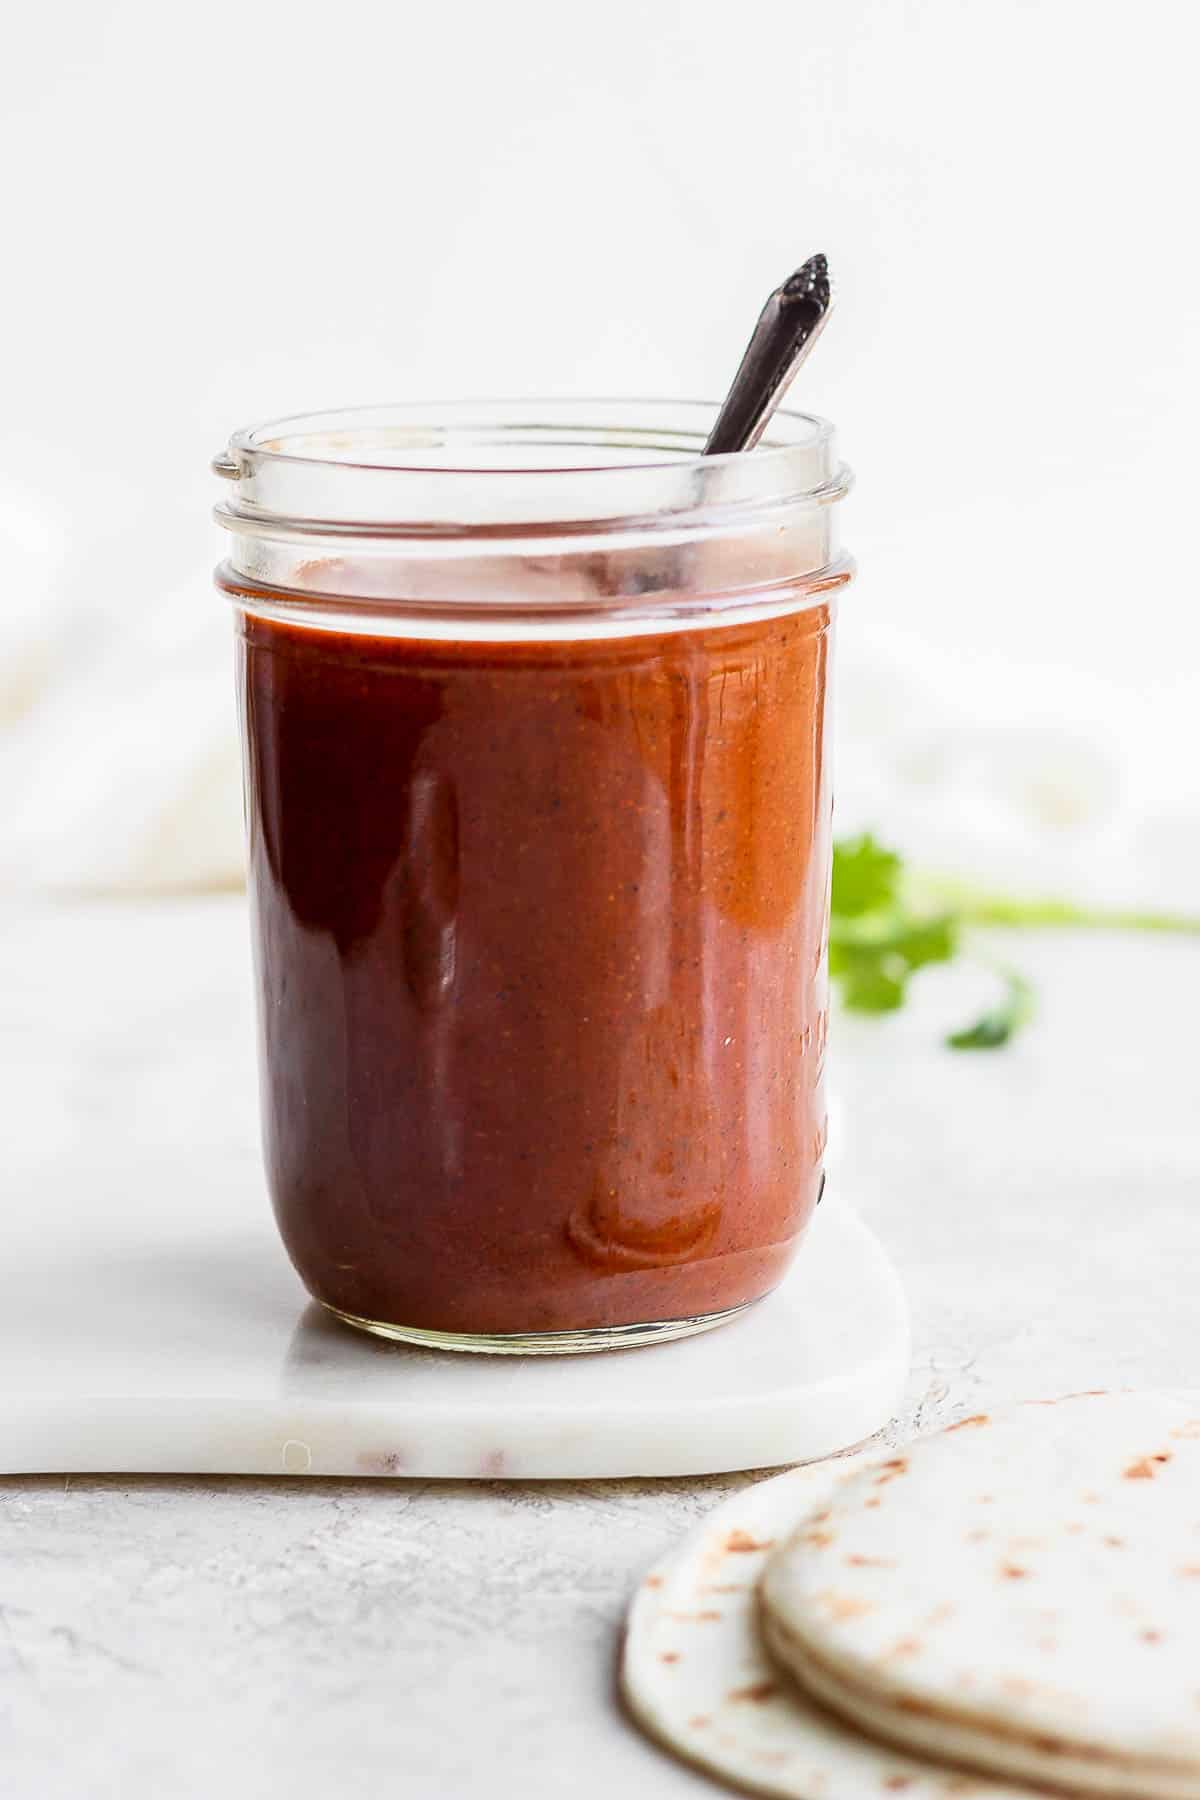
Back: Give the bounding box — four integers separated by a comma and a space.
761, 1391, 1200, 1800
622, 1453, 1031, 1799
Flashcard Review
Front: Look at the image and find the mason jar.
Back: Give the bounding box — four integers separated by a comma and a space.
213, 400, 852, 1353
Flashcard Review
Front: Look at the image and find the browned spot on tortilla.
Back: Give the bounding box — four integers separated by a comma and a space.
1125, 1457, 1158, 1480
728, 1681, 779, 1704
978, 1494, 995, 1504
846, 1553, 896, 1567
659, 1651, 680, 1664
644, 1574, 663, 1589
667, 1609, 721, 1623
356, 1448, 408, 1474
808, 1506, 833, 1525
702, 1582, 747, 1594
687, 1715, 710, 1729
1170, 1420, 1200, 1440
865, 1496, 882, 1509
1180, 1565, 1200, 1577
1003, 1676, 1036, 1697
1142, 1629, 1164, 1644
966, 1527, 990, 1543
1154, 1452, 1173, 1464
897, 1695, 937, 1717
816, 1588, 875, 1622
925, 1603, 956, 1627
1103, 1535, 1126, 1548
1037, 1637, 1058, 1652
724, 1529, 775, 1554
1001, 1563, 1030, 1580
875, 1458, 909, 1485
1065, 1522, 1084, 1535
886, 1637, 922, 1659
884, 1779, 913, 1791
946, 1414, 990, 1431
1082, 1491, 1100, 1503
803, 1528, 835, 1548
1033, 1736, 1067, 1754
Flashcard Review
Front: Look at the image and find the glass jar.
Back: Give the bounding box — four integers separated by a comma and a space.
213, 400, 852, 1353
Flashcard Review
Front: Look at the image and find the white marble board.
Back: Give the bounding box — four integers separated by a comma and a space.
2, 897, 908, 1479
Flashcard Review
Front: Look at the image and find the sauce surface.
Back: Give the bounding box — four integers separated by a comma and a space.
238, 596, 834, 1334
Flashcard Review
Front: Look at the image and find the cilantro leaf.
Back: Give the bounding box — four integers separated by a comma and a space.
831, 834, 902, 918
830, 952, 908, 1012
946, 970, 1035, 1050
830, 832, 1030, 1050
889, 914, 957, 971
832, 831, 1200, 1051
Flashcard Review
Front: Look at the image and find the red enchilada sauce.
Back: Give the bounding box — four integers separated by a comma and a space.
236, 591, 835, 1336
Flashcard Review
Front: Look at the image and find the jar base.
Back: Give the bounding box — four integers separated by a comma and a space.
321, 1298, 758, 1355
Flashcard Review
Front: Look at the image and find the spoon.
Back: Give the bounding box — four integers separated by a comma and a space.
703, 254, 833, 456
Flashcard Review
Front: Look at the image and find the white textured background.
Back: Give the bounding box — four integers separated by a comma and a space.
2, 0, 1197, 903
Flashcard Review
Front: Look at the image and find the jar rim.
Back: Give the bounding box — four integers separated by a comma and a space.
213, 398, 848, 538
218, 396, 833, 475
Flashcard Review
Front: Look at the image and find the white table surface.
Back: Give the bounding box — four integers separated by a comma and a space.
1, 900, 1197, 1800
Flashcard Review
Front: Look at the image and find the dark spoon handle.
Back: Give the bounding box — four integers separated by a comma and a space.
703, 254, 832, 456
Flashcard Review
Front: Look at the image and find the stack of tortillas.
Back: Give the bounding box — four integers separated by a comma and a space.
623, 1392, 1200, 1799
